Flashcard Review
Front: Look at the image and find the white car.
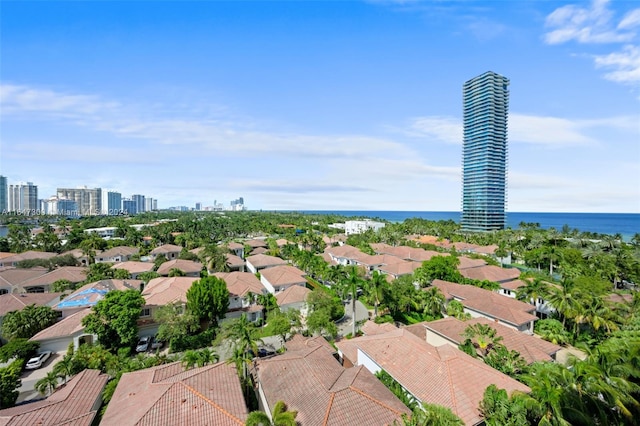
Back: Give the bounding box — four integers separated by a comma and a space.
136, 336, 152, 353
25, 351, 52, 370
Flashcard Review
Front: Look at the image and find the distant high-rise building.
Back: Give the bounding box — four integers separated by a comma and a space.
0, 176, 7, 212
132, 194, 145, 213
57, 187, 102, 215
44, 197, 78, 216
145, 197, 155, 212
195, 202, 202, 211
461, 71, 509, 232
102, 191, 122, 215
229, 197, 245, 211
8, 182, 38, 213
152, 199, 157, 211
123, 199, 137, 215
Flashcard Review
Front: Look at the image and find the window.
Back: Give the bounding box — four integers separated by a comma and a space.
140, 308, 151, 317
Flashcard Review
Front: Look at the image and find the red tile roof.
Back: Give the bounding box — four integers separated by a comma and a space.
360, 320, 397, 336
423, 317, 561, 364
0, 293, 62, 316
244, 239, 268, 248
260, 265, 307, 287
30, 308, 92, 341
456, 257, 488, 270
275, 285, 311, 306
142, 277, 198, 306
112, 261, 155, 275
0, 251, 57, 266
19, 266, 87, 287
336, 329, 529, 425
102, 361, 248, 426
0, 369, 108, 426
225, 253, 245, 268
245, 254, 288, 269
431, 280, 537, 327
213, 272, 267, 297
255, 336, 410, 425
459, 265, 521, 283
0, 267, 49, 288
150, 244, 183, 255
156, 259, 203, 276
97, 246, 139, 259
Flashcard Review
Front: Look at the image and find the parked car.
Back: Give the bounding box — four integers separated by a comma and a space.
150, 336, 164, 350
25, 351, 52, 370
258, 348, 275, 358
136, 336, 153, 352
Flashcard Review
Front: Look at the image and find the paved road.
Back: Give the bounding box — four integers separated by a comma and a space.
337, 300, 370, 337
16, 351, 62, 403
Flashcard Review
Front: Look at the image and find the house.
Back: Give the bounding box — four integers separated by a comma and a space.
60, 248, 91, 266
139, 276, 198, 334
497, 279, 556, 319
94, 246, 139, 263
324, 245, 363, 266
213, 272, 268, 322
0, 369, 109, 425
30, 308, 97, 353
0, 251, 58, 268
101, 361, 248, 426
53, 279, 143, 318
17, 266, 87, 293
259, 265, 307, 294
370, 243, 447, 263
253, 335, 410, 425
377, 259, 422, 280
249, 246, 268, 256
156, 259, 203, 277
430, 280, 538, 332
275, 285, 311, 315
112, 261, 155, 279
225, 253, 245, 272
457, 257, 488, 270
225, 242, 245, 258
245, 254, 287, 274
0, 267, 50, 294
416, 317, 562, 364
0, 292, 63, 343
244, 238, 268, 249
336, 325, 530, 426
150, 244, 183, 260
345, 219, 385, 235
458, 264, 521, 284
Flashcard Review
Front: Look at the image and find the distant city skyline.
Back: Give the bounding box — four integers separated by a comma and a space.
1, 1, 639, 213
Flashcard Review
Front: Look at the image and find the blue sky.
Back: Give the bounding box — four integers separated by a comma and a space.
1, 0, 638, 212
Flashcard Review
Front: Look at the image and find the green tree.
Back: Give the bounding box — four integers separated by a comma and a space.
153, 302, 199, 346
420, 286, 445, 318
413, 255, 462, 286
85, 262, 116, 282
367, 271, 387, 318
82, 290, 146, 350
1, 304, 59, 340
480, 385, 529, 426
245, 400, 298, 426
0, 360, 22, 408
461, 323, 503, 358
534, 319, 570, 345
52, 353, 75, 384
186, 276, 230, 329
35, 371, 59, 396
168, 268, 186, 277
51, 279, 74, 293
137, 271, 161, 283
446, 300, 470, 320
217, 313, 262, 379
0, 339, 40, 362
7, 224, 32, 253
397, 402, 464, 426
267, 309, 294, 344
484, 345, 527, 377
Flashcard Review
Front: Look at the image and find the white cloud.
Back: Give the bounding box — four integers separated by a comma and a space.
618, 8, 640, 30
404, 113, 637, 147
544, 0, 636, 44
593, 44, 640, 83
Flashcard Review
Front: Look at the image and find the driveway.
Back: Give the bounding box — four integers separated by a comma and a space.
337, 300, 369, 337
16, 351, 63, 403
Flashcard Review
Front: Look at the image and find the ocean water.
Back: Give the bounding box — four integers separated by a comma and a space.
300, 211, 640, 240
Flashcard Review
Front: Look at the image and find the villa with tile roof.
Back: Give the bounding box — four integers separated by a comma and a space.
95, 246, 140, 264
459, 264, 521, 284
253, 335, 410, 425
0, 267, 50, 294
0, 251, 58, 268
17, 266, 87, 293
112, 261, 155, 279
53, 279, 143, 318
102, 361, 248, 426
336, 325, 530, 425
212, 272, 268, 322
224, 253, 245, 272
275, 284, 311, 315
156, 259, 203, 277
245, 254, 288, 273
414, 317, 561, 364
259, 265, 307, 294
0, 369, 108, 425
430, 279, 538, 332
150, 244, 183, 260
30, 308, 96, 353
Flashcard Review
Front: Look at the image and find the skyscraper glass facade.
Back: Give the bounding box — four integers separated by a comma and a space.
461, 71, 509, 232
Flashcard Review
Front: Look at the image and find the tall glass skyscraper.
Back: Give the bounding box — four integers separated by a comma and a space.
461, 71, 509, 232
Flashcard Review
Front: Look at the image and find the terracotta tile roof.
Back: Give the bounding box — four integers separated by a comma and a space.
245, 254, 287, 269
275, 238, 291, 247
53, 279, 142, 310
608, 293, 634, 304
30, 308, 92, 341
249, 247, 268, 256
0, 251, 57, 266
275, 285, 311, 306
189, 247, 204, 256
19, 267, 87, 287
336, 329, 529, 425
424, 317, 561, 364
101, 361, 248, 426
0, 267, 49, 288
260, 265, 307, 287
245, 239, 268, 248
0, 369, 108, 426
500, 279, 527, 291
457, 257, 488, 270
142, 277, 198, 306
0, 293, 62, 316
360, 320, 397, 336
97, 246, 139, 259
322, 234, 347, 245
213, 272, 267, 297
285, 334, 337, 354
377, 260, 422, 277
0, 253, 14, 260
370, 244, 448, 263
225, 253, 245, 268
324, 245, 362, 259
112, 261, 155, 275
156, 259, 203, 276
431, 280, 538, 327
225, 242, 244, 250
150, 244, 183, 255
459, 265, 521, 283
256, 336, 410, 426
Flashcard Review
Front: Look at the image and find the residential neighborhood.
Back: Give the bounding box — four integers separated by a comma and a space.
0, 211, 637, 426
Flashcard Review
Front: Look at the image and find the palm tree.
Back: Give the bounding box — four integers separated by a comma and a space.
421, 286, 445, 318
181, 350, 202, 370
461, 323, 503, 358
346, 268, 363, 336
367, 271, 387, 318
516, 277, 548, 306
245, 400, 298, 426
53, 354, 75, 384
546, 279, 581, 328
218, 313, 262, 379
35, 371, 59, 396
